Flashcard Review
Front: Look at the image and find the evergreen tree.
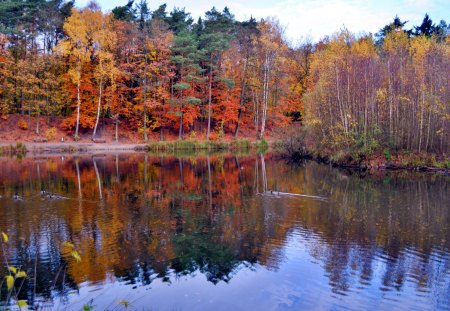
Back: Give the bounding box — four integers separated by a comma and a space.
434, 20, 449, 41
199, 7, 235, 139
112, 0, 135, 22
167, 8, 194, 34
376, 16, 410, 44
171, 30, 202, 138
151, 4, 167, 20
414, 14, 435, 37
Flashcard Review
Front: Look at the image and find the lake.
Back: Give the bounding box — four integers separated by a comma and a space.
0, 153, 449, 310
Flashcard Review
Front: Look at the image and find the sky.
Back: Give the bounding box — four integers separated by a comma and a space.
76, 0, 450, 42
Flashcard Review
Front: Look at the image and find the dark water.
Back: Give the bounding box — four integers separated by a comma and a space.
0, 153, 448, 310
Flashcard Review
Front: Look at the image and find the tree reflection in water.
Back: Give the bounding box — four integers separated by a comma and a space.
0, 153, 448, 309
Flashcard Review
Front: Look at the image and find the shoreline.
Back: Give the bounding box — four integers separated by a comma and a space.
0, 139, 270, 157
1, 142, 449, 176
0, 142, 148, 155
285, 153, 450, 175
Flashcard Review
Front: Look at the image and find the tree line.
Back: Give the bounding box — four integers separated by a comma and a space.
305, 15, 450, 155
0, 1, 448, 154
0, 0, 296, 142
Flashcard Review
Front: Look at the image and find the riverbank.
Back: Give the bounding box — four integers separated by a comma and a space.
146, 139, 272, 152
282, 131, 449, 174
2, 140, 448, 176
0, 142, 148, 156
0, 138, 277, 156
287, 149, 450, 175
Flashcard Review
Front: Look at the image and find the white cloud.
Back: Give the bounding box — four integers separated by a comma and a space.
80, 0, 450, 42
222, 0, 448, 41
224, 0, 392, 41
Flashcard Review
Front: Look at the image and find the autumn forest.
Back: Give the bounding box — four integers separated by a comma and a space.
0, 0, 449, 157
1, 1, 450, 309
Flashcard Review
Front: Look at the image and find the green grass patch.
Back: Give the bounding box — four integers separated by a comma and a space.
229, 139, 251, 150
383, 148, 392, 161
147, 139, 260, 153
147, 140, 228, 151
254, 138, 268, 152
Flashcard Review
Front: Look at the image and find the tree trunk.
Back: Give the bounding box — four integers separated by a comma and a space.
426, 106, 431, 152
92, 77, 103, 139
207, 57, 213, 141
21, 83, 24, 116
35, 92, 40, 135
36, 109, 40, 135
28, 103, 31, 130
253, 89, 259, 134
143, 55, 148, 142
46, 85, 50, 126
364, 67, 368, 148
234, 55, 249, 138
260, 55, 270, 140
418, 88, 424, 152
179, 89, 183, 139
388, 59, 393, 146
160, 98, 165, 141
74, 77, 81, 139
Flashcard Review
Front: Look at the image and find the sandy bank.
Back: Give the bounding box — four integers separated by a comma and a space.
0, 142, 148, 155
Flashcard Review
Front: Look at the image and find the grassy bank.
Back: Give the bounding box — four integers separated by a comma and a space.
282, 134, 449, 173
306, 150, 449, 173
314, 150, 450, 172
146, 139, 271, 153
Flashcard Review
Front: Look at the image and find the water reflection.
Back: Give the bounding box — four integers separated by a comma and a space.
0, 154, 449, 310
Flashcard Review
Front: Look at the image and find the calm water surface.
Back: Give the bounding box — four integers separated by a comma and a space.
0, 153, 448, 310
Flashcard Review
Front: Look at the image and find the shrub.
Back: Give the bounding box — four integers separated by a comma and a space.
208, 132, 219, 141
283, 129, 308, 158
331, 150, 347, 163
230, 139, 251, 150
383, 149, 392, 161
175, 140, 196, 150
207, 141, 228, 150
188, 131, 197, 141
411, 158, 426, 167
255, 138, 268, 152
18, 119, 28, 130
45, 127, 58, 141
272, 140, 284, 150
217, 121, 225, 141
